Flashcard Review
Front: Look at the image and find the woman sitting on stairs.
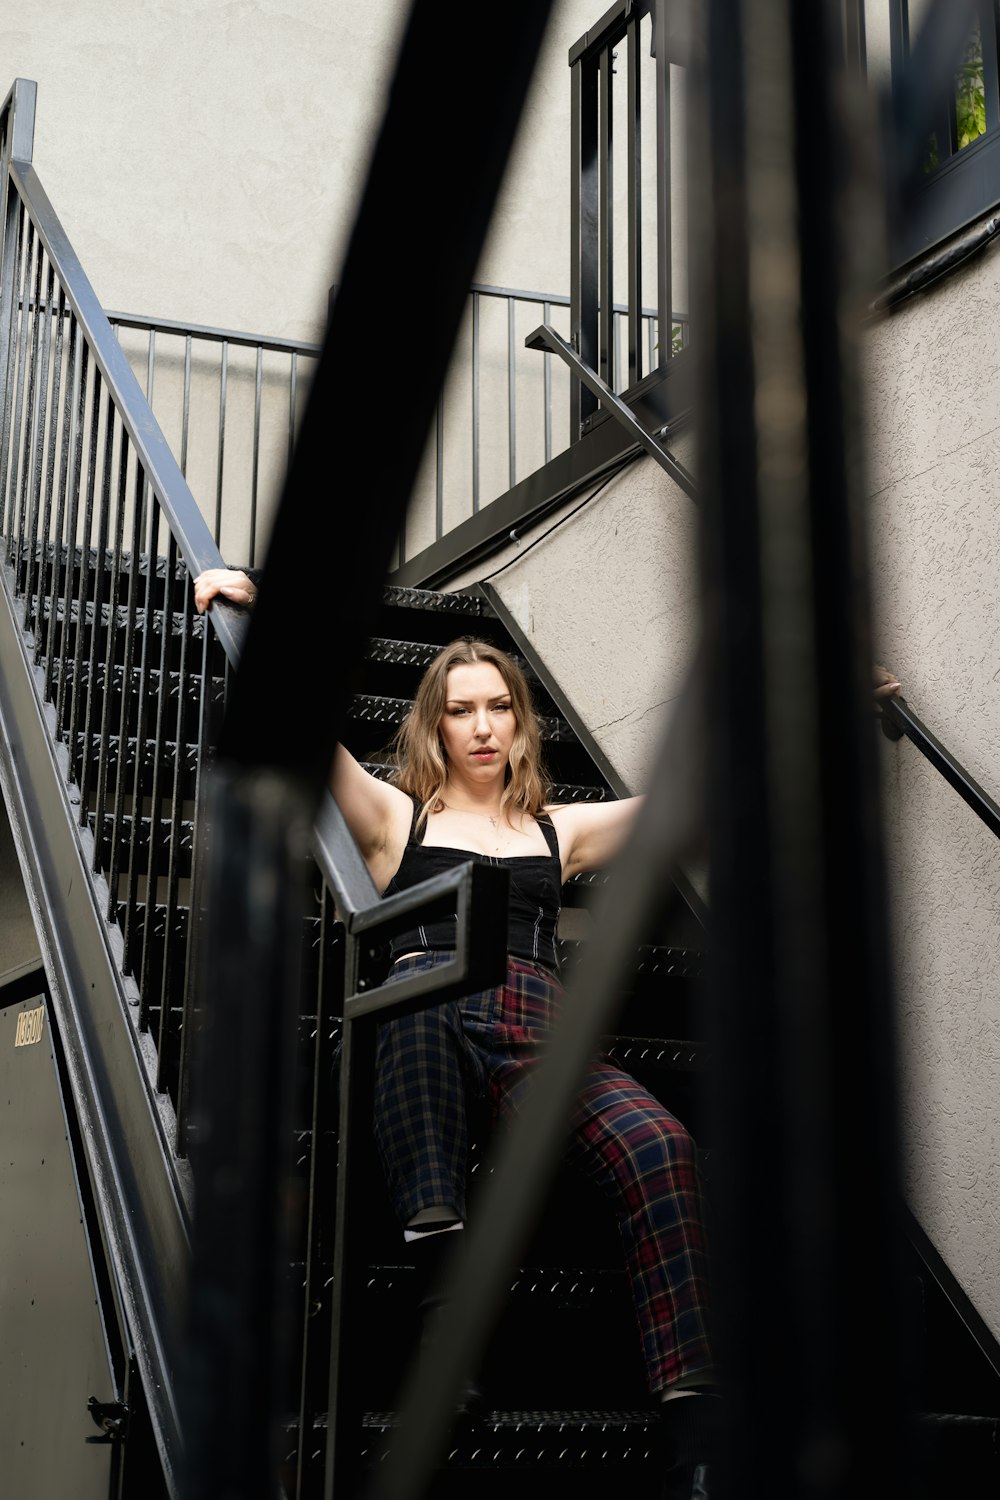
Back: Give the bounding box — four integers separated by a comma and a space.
195, 566, 903, 1500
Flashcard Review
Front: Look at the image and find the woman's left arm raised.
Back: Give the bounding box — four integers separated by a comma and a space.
547, 796, 644, 882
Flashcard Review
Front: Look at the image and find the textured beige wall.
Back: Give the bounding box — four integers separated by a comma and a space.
464, 251, 1000, 1339
451, 427, 700, 791
1, 0, 665, 335
866, 245, 1000, 1338
0, 2, 687, 562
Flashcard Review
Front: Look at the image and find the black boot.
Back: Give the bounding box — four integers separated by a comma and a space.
409, 1229, 488, 1417
661, 1394, 725, 1500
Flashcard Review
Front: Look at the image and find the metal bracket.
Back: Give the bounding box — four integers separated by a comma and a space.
526, 322, 697, 500
87, 1396, 129, 1442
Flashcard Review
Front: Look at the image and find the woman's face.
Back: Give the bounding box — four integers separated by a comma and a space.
438, 661, 517, 781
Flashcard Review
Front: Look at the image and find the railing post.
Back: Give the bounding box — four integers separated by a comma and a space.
0, 82, 37, 509
626, 10, 643, 387
569, 53, 599, 440
654, 0, 673, 367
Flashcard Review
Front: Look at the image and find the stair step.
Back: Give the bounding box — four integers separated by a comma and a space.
606, 1037, 706, 1073
96, 811, 194, 875
381, 584, 489, 617
30, 594, 203, 641
72, 732, 199, 787
53, 658, 224, 706
359, 761, 611, 804
349, 693, 574, 741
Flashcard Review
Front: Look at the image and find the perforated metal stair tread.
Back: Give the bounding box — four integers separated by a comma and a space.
349, 692, 575, 741
53, 658, 225, 704
22, 538, 192, 583
359, 760, 612, 804
358, 1409, 660, 1428
28, 595, 204, 638
381, 584, 491, 615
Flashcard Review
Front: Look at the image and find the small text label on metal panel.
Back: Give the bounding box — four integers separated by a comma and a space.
14, 1005, 45, 1048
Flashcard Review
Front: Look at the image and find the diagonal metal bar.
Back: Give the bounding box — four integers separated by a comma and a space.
217, 0, 557, 793
370, 663, 705, 1500
695, 1, 911, 1495
526, 321, 697, 497
184, 4, 558, 1499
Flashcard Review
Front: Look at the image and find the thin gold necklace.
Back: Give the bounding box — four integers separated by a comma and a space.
440, 801, 505, 831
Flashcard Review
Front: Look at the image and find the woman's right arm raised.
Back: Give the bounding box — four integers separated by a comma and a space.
329, 745, 413, 893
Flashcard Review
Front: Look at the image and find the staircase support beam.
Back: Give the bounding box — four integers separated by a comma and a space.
0, 557, 189, 1498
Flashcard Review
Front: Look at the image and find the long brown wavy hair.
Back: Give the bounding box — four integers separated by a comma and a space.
394, 638, 547, 833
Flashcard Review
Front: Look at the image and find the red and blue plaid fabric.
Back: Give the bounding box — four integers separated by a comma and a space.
374, 952, 713, 1393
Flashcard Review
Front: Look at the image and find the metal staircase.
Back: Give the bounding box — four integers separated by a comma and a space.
4, 15, 1000, 1495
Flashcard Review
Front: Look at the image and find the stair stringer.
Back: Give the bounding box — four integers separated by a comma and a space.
0, 553, 189, 1497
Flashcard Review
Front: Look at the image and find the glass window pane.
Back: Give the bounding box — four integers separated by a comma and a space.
956, 19, 987, 150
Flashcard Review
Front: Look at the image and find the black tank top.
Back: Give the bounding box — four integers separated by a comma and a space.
384, 800, 563, 974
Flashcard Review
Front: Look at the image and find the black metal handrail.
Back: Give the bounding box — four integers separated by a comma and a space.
881, 694, 1000, 840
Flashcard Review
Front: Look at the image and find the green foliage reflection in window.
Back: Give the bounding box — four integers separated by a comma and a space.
955, 21, 986, 151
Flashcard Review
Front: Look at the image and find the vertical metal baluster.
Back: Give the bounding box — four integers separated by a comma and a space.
79, 385, 116, 824
435, 395, 443, 539
543, 299, 552, 464
146, 327, 156, 407
843, 0, 867, 77
181, 335, 192, 478
123, 495, 160, 983
471, 291, 480, 512
156, 568, 193, 1100
0, 199, 26, 533
655, 0, 672, 365
94, 424, 129, 878
106, 455, 145, 926
55, 340, 89, 737
570, 54, 600, 440
507, 297, 516, 489
67, 366, 103, 771
14, 242, 45, 594
215, 341, 228, 545
288, 351, 297, 471
250, 344, 262, 566
5, 221, 37, 560
176, 623, 224, 1153
627, 10, 642, 387
599, 44, 614, 391
35, 278, 64, 666
141, 526, 176, 1037
614, 310, 623, 395
45, 309, 76, 699
647, 314, 655, 373
294, 884, 332, 1500
22, 254, 54, 626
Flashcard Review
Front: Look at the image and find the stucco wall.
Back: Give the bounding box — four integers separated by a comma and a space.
0, 2, 687, 565
462, 254, 1000, 1340
2, 1, 681, 337
865, 244, 1000, 1336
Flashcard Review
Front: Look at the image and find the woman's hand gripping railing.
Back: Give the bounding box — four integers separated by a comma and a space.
880, 693, 1000, 840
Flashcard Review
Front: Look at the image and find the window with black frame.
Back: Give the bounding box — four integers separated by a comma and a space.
864, 0, 1000, 265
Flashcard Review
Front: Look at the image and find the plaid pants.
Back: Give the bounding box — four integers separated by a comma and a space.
373, 952, 713, 1393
